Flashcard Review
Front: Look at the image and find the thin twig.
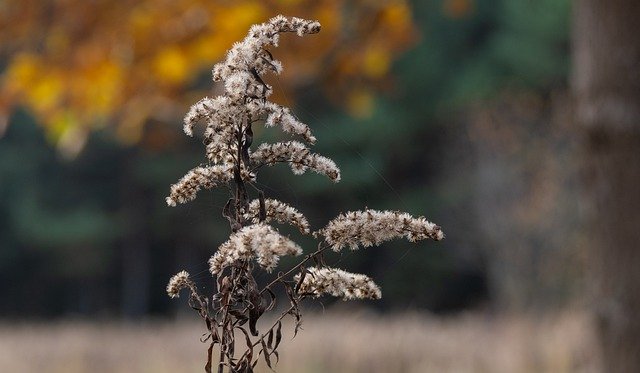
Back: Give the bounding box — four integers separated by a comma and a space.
260, 244, 330, 295
250, 303, 298, 349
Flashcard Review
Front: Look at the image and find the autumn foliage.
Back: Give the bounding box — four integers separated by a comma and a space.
0, 0, 417, 155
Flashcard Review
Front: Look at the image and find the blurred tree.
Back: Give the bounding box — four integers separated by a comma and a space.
573, 0, 640, 371
0, 111, 123, 316
0, 0, 416, 156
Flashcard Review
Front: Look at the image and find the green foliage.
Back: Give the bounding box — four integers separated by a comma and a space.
401, 0, 569, 110
282, 0, 570, 309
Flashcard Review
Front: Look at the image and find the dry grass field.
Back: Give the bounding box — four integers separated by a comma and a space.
0, 309, 599, 373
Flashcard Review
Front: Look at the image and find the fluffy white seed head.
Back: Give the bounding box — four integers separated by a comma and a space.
166, 164, 234, 206
204, 124, 237, 164
172, 16, 322, 208
295, 267, 381, 300
184, 97, 214, 136
166, 270, 193, 298
242, 198, 311, 234
209, 223, 303, 274
251, 141, 340, 182
260, 102, 316, 143
212, 15, 320, 90
316, 209, 444, 251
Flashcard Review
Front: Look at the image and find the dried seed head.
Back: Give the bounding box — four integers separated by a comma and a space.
209, 223, 303, 274
166, 164, 234, 206
259, 101, 315, 143
251, 141, 340, 182
183, 96, 220, 136
243, 198, 311, 234
295, 267, 381, 300
212, 15, 320, 98
316, 209, 444, 251
166, 270, 192, 298
172, 16, 322, 209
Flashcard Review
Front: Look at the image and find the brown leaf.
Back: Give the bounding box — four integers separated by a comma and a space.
237, 326, 254, 368
205, 342, 213, 373
295, 268, 308, 293
264, 288, 277, 312
260, 337, 272, 369
273, 321, 283, 351
266, 328, 274, 350
258, 191, 266, 222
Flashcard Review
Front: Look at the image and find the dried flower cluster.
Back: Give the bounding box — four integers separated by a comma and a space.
165, 16, 443, 373
252, 141, 341, 181
166, 165, 234, 207
317, 209, 444, 251
295, 267, 382, 300
242, 198, 310, 234
208, 223, 302, 274
166, 270, 193, 299
166, 15, 330, 213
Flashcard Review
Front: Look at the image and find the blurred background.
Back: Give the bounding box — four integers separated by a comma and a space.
1, 0, 639, 372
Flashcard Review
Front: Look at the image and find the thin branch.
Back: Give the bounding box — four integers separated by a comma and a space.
260, 243, 330, 295
251, 303, 297, 350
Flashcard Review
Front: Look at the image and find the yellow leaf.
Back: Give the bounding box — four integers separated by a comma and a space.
190, 34, 228, 64
381, 2, 413, 28
153, 46, 189, 85
27, 71, 64, 114
217, 2, 266, 33
3, 53, 40, 93
84, 61, 124, 116
363, 45, 391, 78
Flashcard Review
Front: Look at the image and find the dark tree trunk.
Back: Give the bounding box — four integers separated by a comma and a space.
572, 1, 640, 371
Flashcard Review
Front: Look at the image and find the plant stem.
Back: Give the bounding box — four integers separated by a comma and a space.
251, 303, 298, 349
260, 244, 330, 295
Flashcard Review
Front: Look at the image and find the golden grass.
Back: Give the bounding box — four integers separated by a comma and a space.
0, 309, 599, 373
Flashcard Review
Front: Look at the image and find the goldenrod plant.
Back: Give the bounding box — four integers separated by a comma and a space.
166, 16, 443, 373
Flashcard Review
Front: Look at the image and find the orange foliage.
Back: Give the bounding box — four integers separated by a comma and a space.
0, 0, 417, 154
442, 0, 475, 19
